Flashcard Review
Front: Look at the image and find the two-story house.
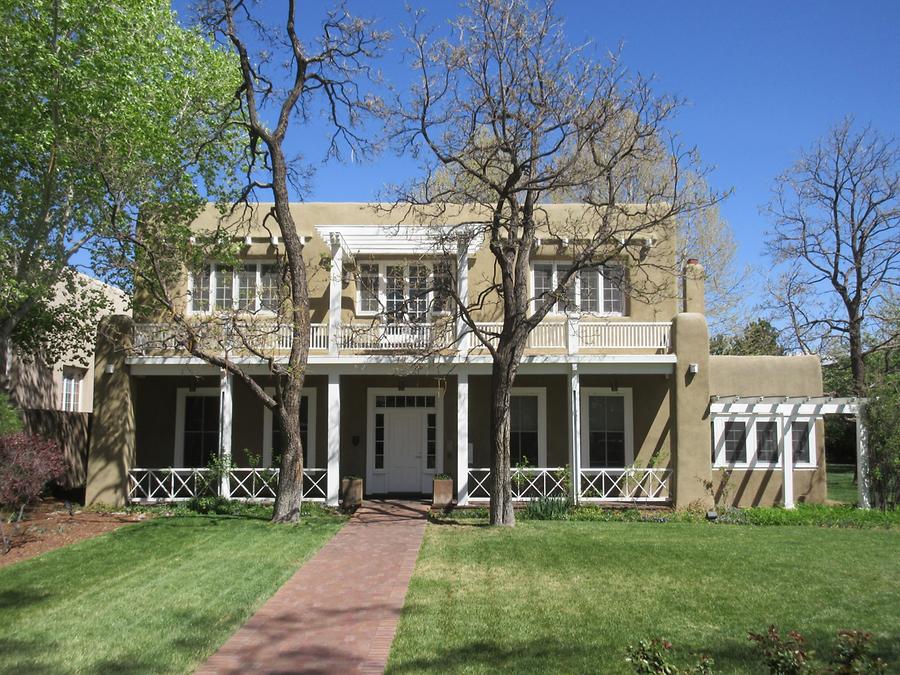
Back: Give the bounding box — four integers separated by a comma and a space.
85, 203, 864, 510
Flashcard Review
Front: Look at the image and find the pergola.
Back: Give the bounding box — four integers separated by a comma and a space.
708, 395, 869, 509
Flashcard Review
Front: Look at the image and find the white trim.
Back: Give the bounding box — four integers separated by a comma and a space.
510, 387, 548, 467
315, 224, 483, 256
710, 415, 818, 470
262, 387, 318, 469
531, 262, 624, 317
457, 372, 469, 505
579, 387, 635, 468
366, 387, 444, 494
174, 387, 220, 467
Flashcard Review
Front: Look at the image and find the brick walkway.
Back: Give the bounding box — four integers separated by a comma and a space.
197, 500, 428, 675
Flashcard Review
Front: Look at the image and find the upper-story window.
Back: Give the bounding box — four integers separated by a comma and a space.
189, 262, 281, 314
357, 261, 452, 322
532, 262, 625, 315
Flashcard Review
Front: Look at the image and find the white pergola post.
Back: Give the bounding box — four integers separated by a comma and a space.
457, 372, 469, 505
328, 234, 343, 356
456, 240, 470, 352
568, 365, 581, 503
781, 413, 795, 509
326, 372, 341, 507
219, 369, 233, 498
856, 403, 871, 509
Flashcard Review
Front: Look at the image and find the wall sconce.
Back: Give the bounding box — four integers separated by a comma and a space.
244, 234, 253, 246
688, 363, 699, 374
270, 235, 279, 246
104, 364, 115, 374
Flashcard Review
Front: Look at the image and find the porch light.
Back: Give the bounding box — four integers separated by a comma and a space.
244, 234, 253, 245
688, 363, 699, 374
270, 235, 279, 246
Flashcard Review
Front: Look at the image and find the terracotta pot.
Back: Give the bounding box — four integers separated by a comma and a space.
432, 478, 454, 508
340, 477, 363, 508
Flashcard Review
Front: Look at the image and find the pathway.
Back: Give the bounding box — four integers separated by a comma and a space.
197, 499, 429, 674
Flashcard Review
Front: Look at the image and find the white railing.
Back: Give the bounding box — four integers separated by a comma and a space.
133, 322, 329, 354
472, 322, 566, 349
579, 468, 671, 502
127, 467, 326, 503
466, 467, 672, 503
274, 323, 329, 351
578, 322, 671, 350
468, 467, 569, 501
341, 322, 453, 351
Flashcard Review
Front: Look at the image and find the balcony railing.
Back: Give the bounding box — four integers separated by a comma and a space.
132, 318, 671, 356
127, 467, 327, 503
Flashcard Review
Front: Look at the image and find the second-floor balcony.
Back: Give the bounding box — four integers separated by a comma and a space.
132, 317, 672, 357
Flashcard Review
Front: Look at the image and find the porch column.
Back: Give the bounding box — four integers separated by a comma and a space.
566, 314, 580, 355
856, 403, 871, 509
568, 365, 581, 503
328, 234, 343, 356
326, 372, 341, 507
457, 372, 469, 505
219, 369, 233, 498
456, 240, 470, 352
781, 413, 795, 509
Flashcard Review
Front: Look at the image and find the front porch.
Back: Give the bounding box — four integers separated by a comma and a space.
121, 365, 678, 507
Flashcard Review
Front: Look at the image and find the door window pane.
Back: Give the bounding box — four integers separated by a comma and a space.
385, 265, 405, 322
756, 421, 779, 463
237, 264, 257, 311
579, 269, 599, 312
602, 265, 625, 314
215, 266, 233, 310
588, 395, 625, 467
510, 396, 539, 465
260, 264, 280, 311
426, 413, 437, 469
359, 264, 380, 313
534, 264, 553, 309
408, 265, 429, 323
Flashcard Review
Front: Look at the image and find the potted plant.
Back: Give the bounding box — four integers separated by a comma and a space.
432, 473, 453, 509
340, 475, 363, 510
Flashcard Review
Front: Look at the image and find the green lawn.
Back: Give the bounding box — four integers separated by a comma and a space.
388, 521, 900, 674
0, 508, 344, 674
828, 462, 858, 504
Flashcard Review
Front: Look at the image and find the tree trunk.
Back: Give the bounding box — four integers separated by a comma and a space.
489, 354, 517, 526
848, 321, 866, 398
272, 394, 304, 522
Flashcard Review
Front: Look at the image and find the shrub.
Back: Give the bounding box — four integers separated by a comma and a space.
625, 639, 713, 674
0, 393, 22, 436
0, 432, 65, 553
829, 630, 886, 674
521, 496, 571, 520
865, 379, 900, 510
748, 626, 811, 674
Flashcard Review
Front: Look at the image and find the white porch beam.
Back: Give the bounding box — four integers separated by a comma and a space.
856, 403, 871, 509
326, 373, 341, 507
328, 235, 343, 356
568, 365, 582, 504
456, 240, 470, 352
219, 369, 233, 498
457, 372, 469, 505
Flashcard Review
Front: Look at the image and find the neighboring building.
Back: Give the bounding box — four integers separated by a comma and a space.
85, 203, 853, 509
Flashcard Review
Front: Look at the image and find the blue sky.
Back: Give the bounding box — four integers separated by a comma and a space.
171, 0, 900, 301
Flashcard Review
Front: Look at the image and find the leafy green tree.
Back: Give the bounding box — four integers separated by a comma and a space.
865, 375, 900, 510
0, 0, 241, 397
710, 319, 785, 356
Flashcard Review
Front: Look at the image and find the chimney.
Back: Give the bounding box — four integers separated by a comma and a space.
682, 258, 705, 314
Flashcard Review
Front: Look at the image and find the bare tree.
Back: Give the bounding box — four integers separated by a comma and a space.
119, 1, 386, 522
766, 118, 900, 396
384, 0, 718, 526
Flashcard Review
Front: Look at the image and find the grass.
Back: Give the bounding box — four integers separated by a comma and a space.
388, 521, 900, 674
828, 462, 858, 505
0, 506, 345, 674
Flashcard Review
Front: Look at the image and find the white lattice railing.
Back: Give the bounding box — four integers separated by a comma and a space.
467, 467, 570, 501
127, 467, 327, 503
579, 468, 671, 502
578, 322, 671, 350
341, 322, 453, 351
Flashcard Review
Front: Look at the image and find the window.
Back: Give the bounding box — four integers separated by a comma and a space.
587, 395, 626, 467
723, 421, 748, 463
532, 262, 625, 314
510, 396, 539, 465
183, 395, 219, 467
426, 413, 437, 469
356, 261, 453, 319
269, 396, 311, 467
375, 395, 436, 408
189, 266, 211, 313
375, 413, 385, 469
756, 421, 779, 463
61, 370, 83, 412
189, 262, 281, 314
792, 421, 811, 465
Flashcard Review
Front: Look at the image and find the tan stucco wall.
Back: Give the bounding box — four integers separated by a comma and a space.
708, 354, 827, 507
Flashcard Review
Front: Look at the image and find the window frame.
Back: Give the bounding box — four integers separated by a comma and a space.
711, 416, 818, 469
354, 260, 453, 319
61, 368, 83, 412
174, 387, 221, 467
510, 387, 548, 467
187, 261, 280, 315
530, 262, 625, 316
579, 387, 635, 469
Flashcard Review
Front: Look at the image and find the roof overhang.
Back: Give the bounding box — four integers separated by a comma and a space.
316, 224, 484, 257
709, 395, 866, 416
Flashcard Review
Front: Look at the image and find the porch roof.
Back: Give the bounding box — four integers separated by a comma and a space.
709, 395, 866, 416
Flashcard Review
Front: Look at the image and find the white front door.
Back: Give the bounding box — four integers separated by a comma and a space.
385, 409, 425, 493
